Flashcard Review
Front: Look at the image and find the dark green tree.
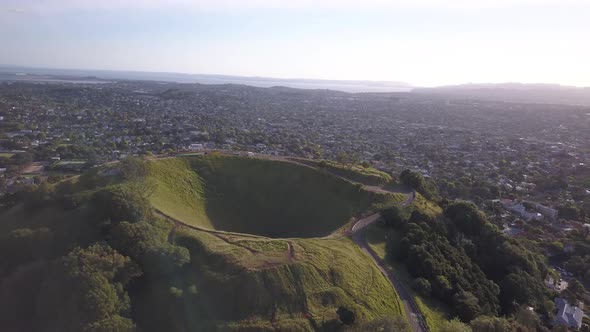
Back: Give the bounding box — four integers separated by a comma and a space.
382, 205, 404, 228
35, 244, 141, 331
444, 201, 487, 236
92, 186, 153, 223
453, 289, 481, 322
470, 316, 512, 332
412, 277, 432, 297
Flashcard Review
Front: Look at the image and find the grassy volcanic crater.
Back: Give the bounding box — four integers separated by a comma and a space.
0, 155, 408, 331
148, 155, 395, 238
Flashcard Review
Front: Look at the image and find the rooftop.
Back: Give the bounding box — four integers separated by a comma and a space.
554, 297, 583, 329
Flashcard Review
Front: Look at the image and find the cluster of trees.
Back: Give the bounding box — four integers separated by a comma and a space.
0, 239, 142, 331
342, 316, 410, 332
557, 202, 582, 221
344, 314, 557, 332
92, 186, 153, 224
561, 245, 590, 305
443, 202, 550, 314
0, 157, 193, 331
36, 244, 141, 331
468, 308, 563, 332
535, 174, 569, 192
565, 255, 590, 284
0, 151, 34, 177
399, 169, 439, 201
387, 210, 500, 321
438, 177, 500, 202
382, 200, 552, 324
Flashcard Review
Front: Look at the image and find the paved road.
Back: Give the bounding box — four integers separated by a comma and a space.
351, 213, 382, 233
350, 192, 415, 234
350, 192, 428, 332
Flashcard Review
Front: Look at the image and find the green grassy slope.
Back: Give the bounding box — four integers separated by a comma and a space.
162, 227, 405, 331
0, 203, 407, 332
147, 158, 214, 229
407, 192, 443, 218
149, 155, 397, 238
291, 158, 393, 186
0, 156, 411, 331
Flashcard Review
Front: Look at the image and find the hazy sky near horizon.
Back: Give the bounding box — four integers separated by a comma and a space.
1, 0, 589, 87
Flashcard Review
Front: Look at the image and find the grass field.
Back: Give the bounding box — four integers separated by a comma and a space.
170, 226, 406, 330
147, 158, 214, 229
407, 192, 443, 218
148, 155, 399, 238
292, 158, 393, 186
0, 152, 15, 158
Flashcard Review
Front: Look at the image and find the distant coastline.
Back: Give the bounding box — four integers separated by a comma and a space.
0, 65, 412, 93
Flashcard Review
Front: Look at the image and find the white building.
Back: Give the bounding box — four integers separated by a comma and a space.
188, 143, 204, 152
501, 200, 542, 221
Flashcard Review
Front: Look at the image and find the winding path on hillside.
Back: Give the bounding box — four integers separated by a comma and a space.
350, 191, 428, 332
157, 209, 266, 249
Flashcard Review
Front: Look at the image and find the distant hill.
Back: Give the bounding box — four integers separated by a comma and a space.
413, 83, 590, 106
0, 65, 412, 92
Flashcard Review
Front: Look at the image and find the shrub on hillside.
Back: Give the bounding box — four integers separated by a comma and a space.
344, 316, 410, 332
399, 169, 439, 201
109, 220, 189, 276
92, 186, 153, 223
119, 156, 149, 181
412, 277, 432, 297
439, 318, 471, 332
337, 306, 356, 325
470, 315, 512, 332
382, 205, 404, 228
0, 227, 54, 269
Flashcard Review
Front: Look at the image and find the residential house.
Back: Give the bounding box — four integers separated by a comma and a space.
501, 200, 542, 222
188, 143, 204, 152
553, 297, 583, 330
534, 203, 559, 221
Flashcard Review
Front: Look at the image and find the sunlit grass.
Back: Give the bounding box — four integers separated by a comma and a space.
147, 155, 400, 237
175, 227, 406, 329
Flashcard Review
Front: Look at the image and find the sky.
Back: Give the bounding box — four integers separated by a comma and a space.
1, 0, 589, 87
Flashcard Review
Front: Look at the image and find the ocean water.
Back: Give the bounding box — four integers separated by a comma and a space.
0, 66, 411, 92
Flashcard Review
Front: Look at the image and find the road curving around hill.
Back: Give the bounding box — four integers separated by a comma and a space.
350, 191, 428, 332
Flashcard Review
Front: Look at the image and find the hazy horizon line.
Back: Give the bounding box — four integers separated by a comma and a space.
1, 63, 588, 89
